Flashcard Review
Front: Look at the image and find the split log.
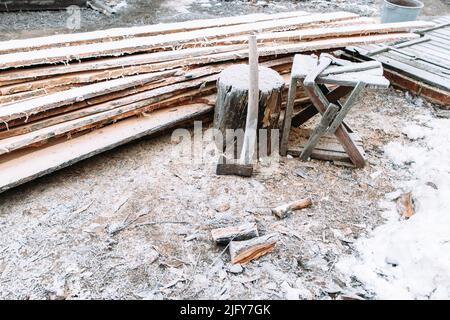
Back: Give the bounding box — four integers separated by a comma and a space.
271, 198, 312, 219
214, 64, 284, 152
211, 222, 259, 244
229, 233, 278, 264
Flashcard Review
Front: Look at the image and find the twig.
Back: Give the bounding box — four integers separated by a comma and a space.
109, 210, 150, 235
72, 201, 94, 215
133, 221, 189, 228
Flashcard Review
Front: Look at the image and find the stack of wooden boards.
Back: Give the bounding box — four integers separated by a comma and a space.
343, 16, 450, 108
0, 11, 433, 192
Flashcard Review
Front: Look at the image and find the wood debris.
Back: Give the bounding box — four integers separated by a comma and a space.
211, 222, 259, 245
397, 192, 415, 219
271, 198, 312, 219
229, 233, 278, 264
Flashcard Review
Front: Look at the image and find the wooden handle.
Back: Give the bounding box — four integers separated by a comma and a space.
240, 35, 259, 165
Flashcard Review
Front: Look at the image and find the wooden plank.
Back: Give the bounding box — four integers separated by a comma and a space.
0, 103, 213, 193
0, 70, 180, 123
0, 75, 218, 154
0, 0, 87, 11
398, 47, 450, 69
379, 50, 450, 77
0, 12, 359, 69
416, 43, 450, 56
0, 45, 246, 82
211, 21, 434, 45
0, 85, 77, 105
0, 11, 310, 54
347, 47, 450, 90
0, 56, 291, 131
0, 51, 243, 95
0, 32, 417, 85
0, 83, 217, 140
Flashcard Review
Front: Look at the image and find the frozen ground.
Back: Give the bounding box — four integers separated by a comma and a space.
337, 108, 450, 299
0, 86, 448, 299
0, 0, 449, 300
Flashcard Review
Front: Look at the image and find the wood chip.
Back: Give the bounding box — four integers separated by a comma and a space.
397, 192, 415, 218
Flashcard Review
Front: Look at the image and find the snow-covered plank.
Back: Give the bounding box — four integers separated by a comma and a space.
0, 11, 310, 54
0, 76, 218, 154
0, 45, 246, 82
0, 12, 359, 69
211, 21, 435, 45
0, 103, 213, 193
0, 70, 179, 123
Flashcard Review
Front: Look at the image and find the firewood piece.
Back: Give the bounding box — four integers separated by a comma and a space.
229, 233, 278, 264
211, 222, 259, 245
397, 192, 415, 218
271, 198, 312, 219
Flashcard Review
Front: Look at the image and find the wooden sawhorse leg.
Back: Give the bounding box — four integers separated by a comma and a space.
301, 82, 366, 168
280, 80, 354, 156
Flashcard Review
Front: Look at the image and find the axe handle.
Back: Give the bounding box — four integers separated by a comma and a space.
240, 35, 259, 165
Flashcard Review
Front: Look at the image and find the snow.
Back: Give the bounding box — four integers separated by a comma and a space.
163, 0, 195, 14
112, 1, 127, 12
337, 113, 450, 299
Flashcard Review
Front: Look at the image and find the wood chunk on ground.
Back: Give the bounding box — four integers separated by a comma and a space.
211, 222, 258, 245
397, 192, 415, 218
271, 198, 312, 219
229, 233, 278, 264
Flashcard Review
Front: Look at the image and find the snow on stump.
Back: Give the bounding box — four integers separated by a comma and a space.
213, 64, 284, 154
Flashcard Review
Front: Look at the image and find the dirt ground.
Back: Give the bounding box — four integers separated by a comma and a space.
0, 0, 448, 300
0, 87, 440, 299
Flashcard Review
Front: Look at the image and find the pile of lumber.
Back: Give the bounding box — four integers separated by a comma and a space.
0, 11, 433, 192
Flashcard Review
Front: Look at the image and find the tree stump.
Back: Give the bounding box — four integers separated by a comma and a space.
213, 64, 284, 155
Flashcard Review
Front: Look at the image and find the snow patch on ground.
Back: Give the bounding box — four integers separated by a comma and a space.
337, 114, 450, 299
163, 0, 196, 14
